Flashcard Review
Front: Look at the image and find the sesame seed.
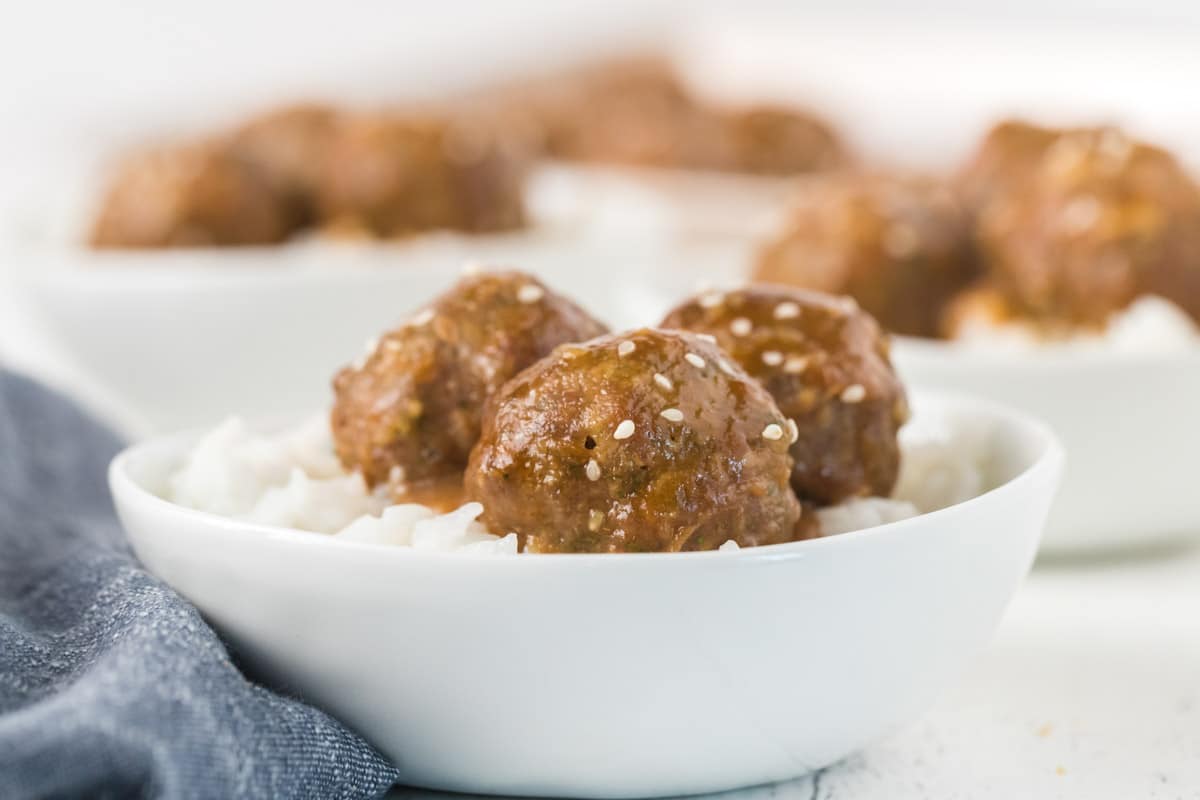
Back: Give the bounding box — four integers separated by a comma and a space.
761, 350, 783, 366
717, 358, 738, 377
613, 419, 636, 440
388, 465, 406, 483
730, 317, 752, 336
588, 509, 605, 531
653, 373, 673, 391
696, 333, 717, 344
460, 260, 483, 276
774, 302, 800, 320
585, 459, 601, 481
698, 292, 724, 309
618, 340, 636, 357
784, 356, 809, 374
841, 384, 867, 403
383, 339, 404, 352
762, 423, 784, 441
786, 419, 799, 443
411, 308, 435, 326
517, 284, 544, 303
685, 353, 706, 369
363, 337, 379, 355
660, 408, 684, 422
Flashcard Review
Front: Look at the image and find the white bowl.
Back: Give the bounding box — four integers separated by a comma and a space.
894, 341, 1200, 555
528, 162, 798, 240
109, 392, 1061, 798
13, 232, 675, 434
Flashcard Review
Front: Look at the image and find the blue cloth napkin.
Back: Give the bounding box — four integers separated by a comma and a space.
0, 370, 400, 799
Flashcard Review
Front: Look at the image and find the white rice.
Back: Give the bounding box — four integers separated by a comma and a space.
167, 411, 987, 553
951, 295, 1200, 355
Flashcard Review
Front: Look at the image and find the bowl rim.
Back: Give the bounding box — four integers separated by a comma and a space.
108, 389, 1064, 567
8, 228, 586, 291
893, 332, 1200, 369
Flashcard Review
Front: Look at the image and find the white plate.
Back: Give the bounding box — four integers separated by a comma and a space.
109, 391, 1061, 798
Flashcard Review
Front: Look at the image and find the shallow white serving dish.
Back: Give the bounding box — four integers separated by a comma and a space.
12, 231, 680, 434
894, 341, 1200, 555
528, 162, 799, 240
110, 392, 1061, 798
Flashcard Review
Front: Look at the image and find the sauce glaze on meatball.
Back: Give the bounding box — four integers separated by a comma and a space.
661, 286, 907, 505
331, 271, 607, 490
755, 173, 977, 337
464, 328, 802, 553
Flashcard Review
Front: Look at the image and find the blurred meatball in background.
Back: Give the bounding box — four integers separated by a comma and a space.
755, 173, 977, 338
89, 142, 293, 248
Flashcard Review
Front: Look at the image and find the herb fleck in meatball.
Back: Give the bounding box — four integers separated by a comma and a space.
662, 286, 907, 505
331, 271, 607, 489
229, 104, 339, 227
316, 111, 529, 237
977, 127, 1200, 327
89, 143, 292, 248
464, 328, 802, 553
755, 173, 977, 337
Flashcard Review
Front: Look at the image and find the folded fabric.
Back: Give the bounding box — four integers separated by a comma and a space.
0, 370, 399, 799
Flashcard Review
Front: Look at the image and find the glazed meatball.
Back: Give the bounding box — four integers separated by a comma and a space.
530, 56, 720, 169
90, 143, 292, 248
331, 272, 607, 489
464, 328, 802, 553
957, 120, 1067, 212
316, 111, 529, 237
716, 106, 847, 175
977, 127, 1200, 326
229, 104, 339, 226
527, 57, 846, 175
755, 174, 977, 337
661, 287, 907, 505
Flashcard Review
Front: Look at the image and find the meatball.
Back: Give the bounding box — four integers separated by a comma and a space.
316, 110, 529, 237
957, 119, 1066, 212
229, 104, 339, 227
529, 56, 720, 169
331, 271, 607, 489
464, 328, 802, 553
716, 106, 847, 175
89, 143, 292, 248
526, 57, 846, 175
755, 174, 977, 337
661, 286, 907, 505
977, 127, 1200, 326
